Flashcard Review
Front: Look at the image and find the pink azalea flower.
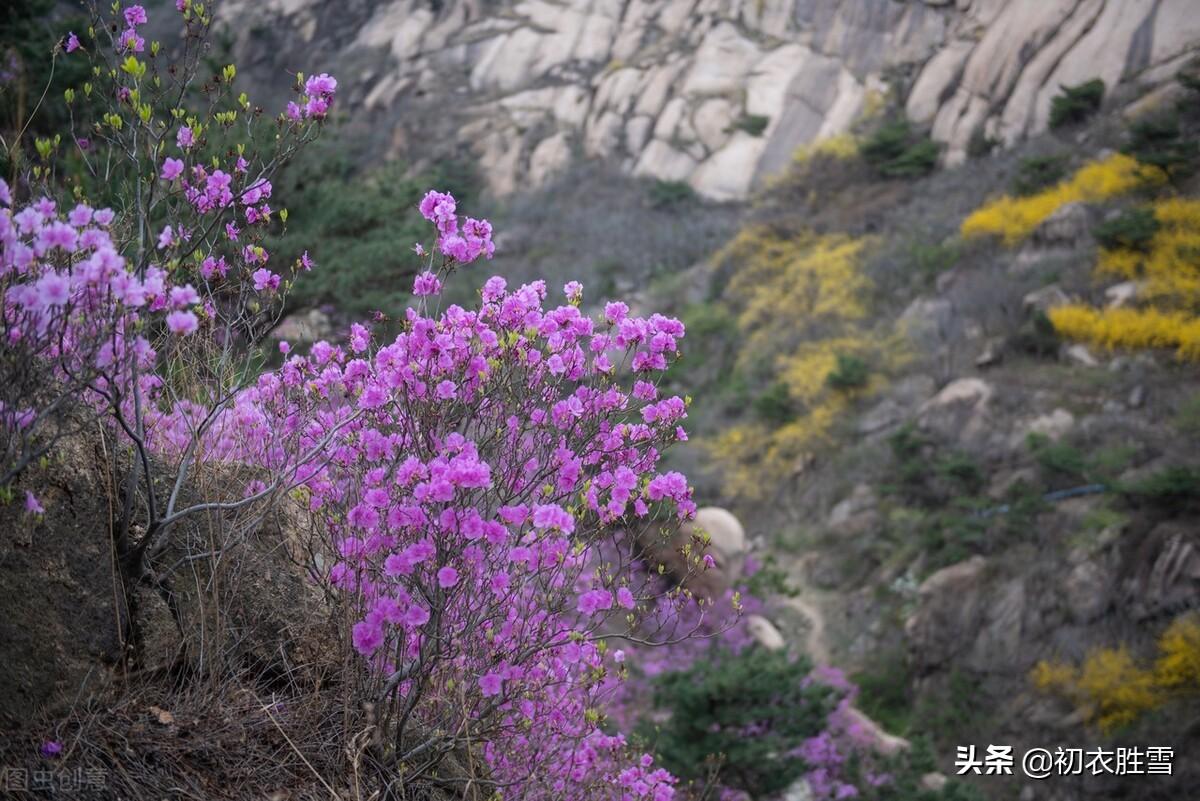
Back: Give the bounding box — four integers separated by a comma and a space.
35, 272, 70, 307
161, 157, 184, 181
437, 566, 459, 588
166, 310, 198, 335
252, 268, 280, 293
352, 621, 383, 655
479, 673, 503, 697
25, 491, 45, 515
123, 5, 148, 26
169, 285, 199, 308
403, 604, 430, 627
67, 204, 93, 227
412, 271, 441, 297
577, 589, 613, 615
118, 28, 144, 53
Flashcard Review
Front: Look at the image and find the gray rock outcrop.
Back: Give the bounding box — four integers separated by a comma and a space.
214, 0, 1200, 199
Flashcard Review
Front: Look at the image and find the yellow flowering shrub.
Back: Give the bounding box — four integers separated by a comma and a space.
1031, 614, 1200, 732
710, 396, 847, 500
704, 228, 895, 500
1074, 648, 1163, 731
1051, 197, 1200, 360
1048, 305, 1200, 360
1097, 198, 1200, 304
1154, 615, 1200, 689
961, 153, 1164, 245
792, 133, 860, 166
724, 229, 870, 358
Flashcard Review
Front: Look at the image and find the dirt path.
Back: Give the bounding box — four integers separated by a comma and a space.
777, 553, 913, 756
781, 552, 833, 665
784, 594, 831, 665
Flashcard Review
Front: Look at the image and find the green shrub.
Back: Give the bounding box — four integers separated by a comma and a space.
271, 151, 474, 318
1123, 113, 1198, 180
885, 424, 934, 497
732, 114, 770, 136
861, 119, 910, 164
1027, 433, 1087, 481
1176, 394, 1200, 437
646, 648, 833, 796
936, 452, 984, 494
921, 510, 988, 573
861, 119, 940, 179
648, 179, 696, 209
1094, 207, 1160, 252
826, 353, 870, 390
853, 651, 914, 735
753, 380, 797, 424
912, 669, 988, 747
1011, 155, 1069, 196
903, 238, 961, 281
884, 138, 940, 178
1049, 79, 1105, 129
1120, 466, 1200, 506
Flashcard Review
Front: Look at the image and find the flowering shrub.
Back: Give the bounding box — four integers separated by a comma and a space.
0, 5, 722, 800
960, 153, 1163, 245
705, 228, 894, 501
614, 571, 923, 801
298, 220, 706, 797
1049, 197, 1200, 360
2, 2, 331, 508
1032, 614, 1200, 732
646, 647, 835, 796
1047, 305, 1200, 360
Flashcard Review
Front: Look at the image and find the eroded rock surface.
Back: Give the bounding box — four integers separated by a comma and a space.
216, 0, 1200, 198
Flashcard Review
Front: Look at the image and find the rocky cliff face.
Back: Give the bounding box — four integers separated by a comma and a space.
217, 0, 1200, 199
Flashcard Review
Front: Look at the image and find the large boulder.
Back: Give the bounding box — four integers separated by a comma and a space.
917, 378, 993, 446
905, 556, 989, 672
645, 506, 748, 602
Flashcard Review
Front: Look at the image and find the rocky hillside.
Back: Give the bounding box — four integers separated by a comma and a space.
215, 0, 1200, 199
619, 56, 1200, 798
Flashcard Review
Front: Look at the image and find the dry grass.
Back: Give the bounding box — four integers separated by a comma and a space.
1, 663, 479, 801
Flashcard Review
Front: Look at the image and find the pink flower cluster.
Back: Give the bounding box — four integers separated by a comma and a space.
418, 190, 495, 263
117, 5, 147, 53
8, 8, 697, 793
254, 203, 693, 800
1, 185, 167, 329
5, 177, 694, 800
156, 148, 284, 290
287, 73, 338, 120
